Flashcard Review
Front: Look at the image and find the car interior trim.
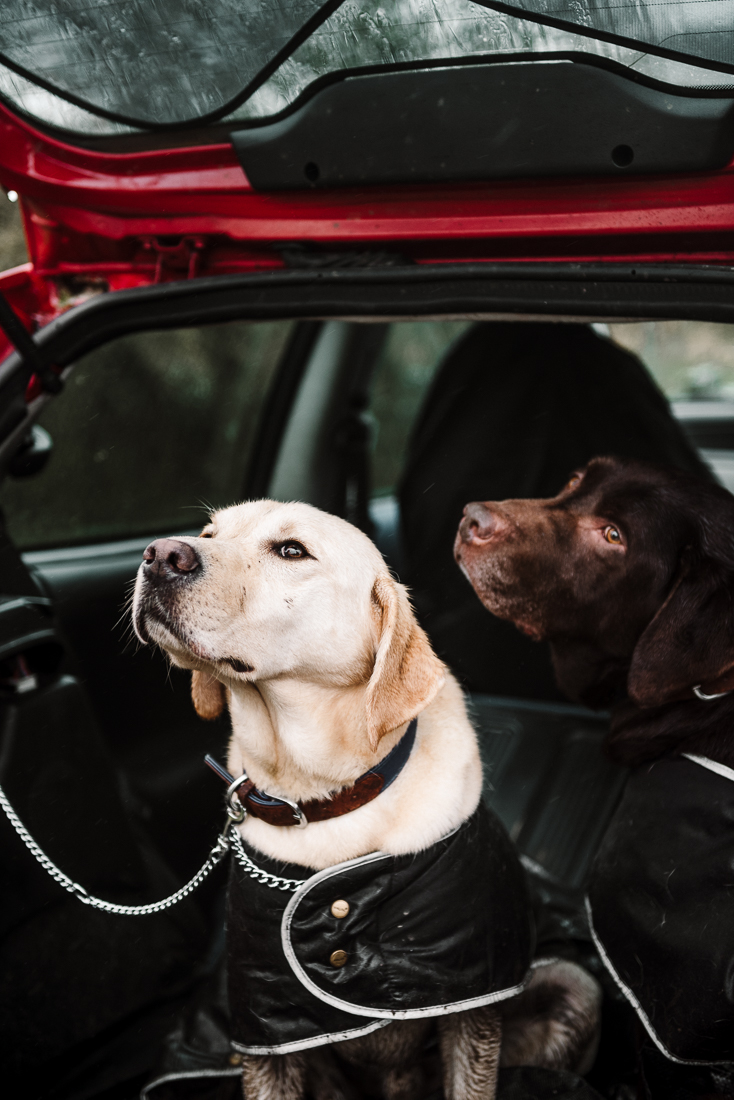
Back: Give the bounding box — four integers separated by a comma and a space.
232, 59, 734, 191
7, 261, 734, 379
4, 264, 734, 474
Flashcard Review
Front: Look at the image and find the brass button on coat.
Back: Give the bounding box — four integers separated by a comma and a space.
329, 949, 348, 968
331, 899, 350, 919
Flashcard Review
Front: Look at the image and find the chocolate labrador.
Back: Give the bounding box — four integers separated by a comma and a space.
455, 454, 734, 767
455, 455, 734, 1075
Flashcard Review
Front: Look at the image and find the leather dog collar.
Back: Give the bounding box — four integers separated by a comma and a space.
205, 718, 417, 828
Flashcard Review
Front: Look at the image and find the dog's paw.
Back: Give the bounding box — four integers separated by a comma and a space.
242, 1052, 306, 1100
500, 959, 602, 1076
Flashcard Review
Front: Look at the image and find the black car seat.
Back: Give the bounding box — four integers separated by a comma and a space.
0, 514, 209, 1097
398, 321, 713, 701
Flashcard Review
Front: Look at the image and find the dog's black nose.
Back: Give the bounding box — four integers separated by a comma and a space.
143, 538, 200, 580
459, 502, 499, 543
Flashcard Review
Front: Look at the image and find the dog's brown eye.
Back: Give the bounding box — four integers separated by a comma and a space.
200, 528, 213, 538
278, 541, 307, 559
566, 474, 582, 491
604, 526, 622, 544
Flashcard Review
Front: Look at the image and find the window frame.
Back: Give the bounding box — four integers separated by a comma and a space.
4, 262, 734, 481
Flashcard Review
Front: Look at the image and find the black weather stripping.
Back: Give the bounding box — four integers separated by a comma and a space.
231, 56, 734, 190
0, 292, 62, 395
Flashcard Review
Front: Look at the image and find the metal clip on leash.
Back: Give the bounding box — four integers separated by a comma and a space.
0, 780, 234, 916
204, 753, 248, 823
226, 774, 249, 823
205, 753, 308, 829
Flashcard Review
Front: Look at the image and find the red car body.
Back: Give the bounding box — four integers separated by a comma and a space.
2, 88, 734, 379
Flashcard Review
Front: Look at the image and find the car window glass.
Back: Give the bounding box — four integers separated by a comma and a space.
368, 320, 472, 500
369, 318, 734, 509
603, 321, 734, 493
231, 0, 729, 126
2, 0, 727, 137
604, 321, 734, 401
0, 321, 293, 550
0, 0, 328, 129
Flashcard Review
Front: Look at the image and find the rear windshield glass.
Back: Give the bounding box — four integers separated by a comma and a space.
1, 0, 732, 137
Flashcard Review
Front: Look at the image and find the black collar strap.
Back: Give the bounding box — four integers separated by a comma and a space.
205, 717, 418, 828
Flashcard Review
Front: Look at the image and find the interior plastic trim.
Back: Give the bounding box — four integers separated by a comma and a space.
232, 59, 734, 190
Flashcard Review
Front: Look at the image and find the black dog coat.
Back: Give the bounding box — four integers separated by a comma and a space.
227, 804, 534, 1054
588, 753, 734, 1065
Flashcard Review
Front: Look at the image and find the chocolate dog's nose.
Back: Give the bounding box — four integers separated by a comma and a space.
143, 538, 200, 580
459, 502, 499, 543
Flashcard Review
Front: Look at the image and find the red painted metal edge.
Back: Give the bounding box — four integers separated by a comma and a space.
1, 95, 734, 333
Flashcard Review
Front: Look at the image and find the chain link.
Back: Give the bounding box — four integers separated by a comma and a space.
230, 829, 305, 892
0, 781, 233, 915
0, 780, 306, 910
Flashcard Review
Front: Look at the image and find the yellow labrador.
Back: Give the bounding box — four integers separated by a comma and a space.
133, 500, 600, 1100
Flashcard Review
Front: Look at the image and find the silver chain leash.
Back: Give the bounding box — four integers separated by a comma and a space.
0, 780, 233, 915
230, 829, 304, 892
0, 780, 307, 910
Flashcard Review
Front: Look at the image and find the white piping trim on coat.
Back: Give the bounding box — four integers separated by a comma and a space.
520, 854, 560, 883
140, 1067, 241, 1097
280, 846, 529, 1021
585, 897, 734, 1067
232, 1017, 391, 1056
146, 966, 564, 1067
531, 956, 564, 971
682, 753, 734, 785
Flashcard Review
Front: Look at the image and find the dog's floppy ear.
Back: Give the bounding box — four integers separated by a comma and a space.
366, 573, 446, 749
628, 553, 734, 707
191, 670, 226, 720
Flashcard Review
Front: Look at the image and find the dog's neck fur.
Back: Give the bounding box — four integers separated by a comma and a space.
550, 638, 631, 711
607, 694, 734, 769
224, 674, 483, 871
550, 638, 734, 769
225, 678, 405, 804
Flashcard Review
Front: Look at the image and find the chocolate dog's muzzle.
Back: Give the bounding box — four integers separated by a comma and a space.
458, 501, 503, 544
